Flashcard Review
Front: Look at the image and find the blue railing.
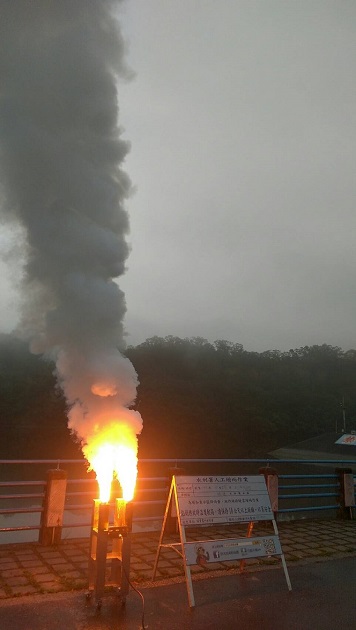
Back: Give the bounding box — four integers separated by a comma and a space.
0, 458, 355, 543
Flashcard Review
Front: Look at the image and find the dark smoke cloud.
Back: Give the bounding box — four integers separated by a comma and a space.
0, 1, 142, 448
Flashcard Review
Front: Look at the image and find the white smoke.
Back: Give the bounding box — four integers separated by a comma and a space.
0, 1, 142, 452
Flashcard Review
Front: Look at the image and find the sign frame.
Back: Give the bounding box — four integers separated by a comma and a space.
152, 474, 291, 607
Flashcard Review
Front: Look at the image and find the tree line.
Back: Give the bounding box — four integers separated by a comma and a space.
1, 333, 355, 461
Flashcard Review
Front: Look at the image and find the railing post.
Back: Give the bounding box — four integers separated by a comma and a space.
259, 466, 278, 518
335, 467, 355, 520
39, 469, 67, 546
166, 466, 185, 533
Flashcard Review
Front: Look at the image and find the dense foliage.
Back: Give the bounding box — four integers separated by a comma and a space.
1, 333, 356, 460
0, 334, 81, 460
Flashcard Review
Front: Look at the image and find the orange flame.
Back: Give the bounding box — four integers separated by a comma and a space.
83, 423, 138, 503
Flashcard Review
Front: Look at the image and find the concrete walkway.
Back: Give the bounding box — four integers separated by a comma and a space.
0, 519, 355, 599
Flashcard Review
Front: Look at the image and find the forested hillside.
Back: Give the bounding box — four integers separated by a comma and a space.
1, 333, 356, 460
0, 334, 81, 460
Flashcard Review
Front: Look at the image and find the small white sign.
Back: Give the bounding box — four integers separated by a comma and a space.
184, 535, 282, 566
335, 434, 356, 446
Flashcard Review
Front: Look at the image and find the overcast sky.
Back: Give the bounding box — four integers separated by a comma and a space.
2, 0, 356, 353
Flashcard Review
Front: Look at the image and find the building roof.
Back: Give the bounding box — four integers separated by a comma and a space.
270, 432, 356, 468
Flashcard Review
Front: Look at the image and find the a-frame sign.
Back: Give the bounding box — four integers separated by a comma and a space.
152, 474, 291, 607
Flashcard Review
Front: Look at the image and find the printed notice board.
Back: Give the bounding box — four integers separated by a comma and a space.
152, 474, 291, 607
176, 475, 273, 525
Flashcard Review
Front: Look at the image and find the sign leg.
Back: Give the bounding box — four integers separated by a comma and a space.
272, 519, 292, 591
152, 480, 175, 580
239, 521, 254, 573
179, 520, 195, 607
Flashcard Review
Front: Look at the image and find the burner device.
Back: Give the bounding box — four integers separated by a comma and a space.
87, 496, 133, 609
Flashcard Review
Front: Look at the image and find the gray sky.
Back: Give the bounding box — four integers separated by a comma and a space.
2, 0, 356, 352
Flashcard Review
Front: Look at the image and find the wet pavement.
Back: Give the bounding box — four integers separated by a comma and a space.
0, 556, 355, 629
0, 519, 355, 628
0, 519, 355, 599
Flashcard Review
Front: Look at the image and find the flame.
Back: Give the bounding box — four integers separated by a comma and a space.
83, 423, 138, 503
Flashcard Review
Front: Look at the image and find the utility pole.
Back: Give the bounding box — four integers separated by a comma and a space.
341, 396, 346, 433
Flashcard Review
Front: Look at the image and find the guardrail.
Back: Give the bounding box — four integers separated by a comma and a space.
0, 458, 355, 544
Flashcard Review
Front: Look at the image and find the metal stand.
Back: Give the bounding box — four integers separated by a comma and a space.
87, 499, 132, 610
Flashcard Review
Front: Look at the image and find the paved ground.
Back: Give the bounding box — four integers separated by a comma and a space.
0, 519, 355, 599
0, 556, 356, 629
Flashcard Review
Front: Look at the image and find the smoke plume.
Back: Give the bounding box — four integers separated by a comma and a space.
0, 2, 142, 457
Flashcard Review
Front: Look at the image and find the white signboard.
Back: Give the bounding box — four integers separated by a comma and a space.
184, 535, 282, 566
153, 474, 291, 607
176, 475, 273, 525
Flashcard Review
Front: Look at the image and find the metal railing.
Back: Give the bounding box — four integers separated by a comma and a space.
0, 458, 355, 543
